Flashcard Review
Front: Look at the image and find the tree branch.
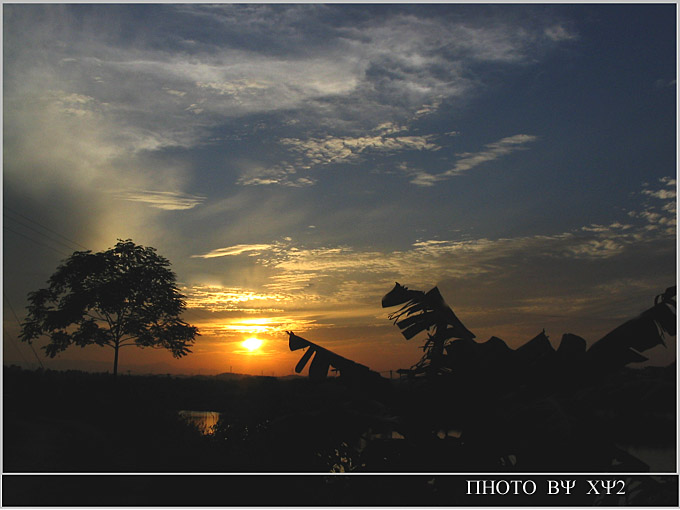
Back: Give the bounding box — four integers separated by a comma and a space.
85, 311, 108, 323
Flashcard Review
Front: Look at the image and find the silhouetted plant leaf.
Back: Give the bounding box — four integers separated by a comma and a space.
287, 332, 382, 384
295, 346, 316, 373
309, 351, 331, 380
587, 288, 676, 370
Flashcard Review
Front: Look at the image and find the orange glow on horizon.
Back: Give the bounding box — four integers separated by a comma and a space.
193, 316, 318, 337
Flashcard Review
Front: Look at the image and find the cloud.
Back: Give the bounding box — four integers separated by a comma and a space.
643, 189, 676, 200
3, 79, 204, 257
196, 315, 319, 339
237, 175, 316, 188
4, 5, 674, 374
52, 92, 98, 117
167, 206, 674, 348
373, 122, 408, 135
544, 24, 578, 42
408, 134, 538, 185
236, 164, 316, 188
114, 190, 206, 210
626, 177, 677, 237
236, 125, 441, 186
261, 231, 608, 289
183, 285, 286, 312
654, 78, 676, 89
5, 4, 580, 164
193, 179, 674, 305
281, 133, 439, 168
564, 239, 624, 259
196, 79, 270, 96
164, 88, 187, 97
191, 243, 283, 259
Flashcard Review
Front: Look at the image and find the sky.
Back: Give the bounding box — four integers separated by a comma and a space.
2, 4, 677, 377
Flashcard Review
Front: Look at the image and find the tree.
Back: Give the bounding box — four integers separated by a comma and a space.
20, 239, 199, 376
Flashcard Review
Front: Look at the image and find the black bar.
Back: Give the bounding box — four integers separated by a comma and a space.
2, 474, 678, 506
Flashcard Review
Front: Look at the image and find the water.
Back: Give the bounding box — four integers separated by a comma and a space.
618, 444, 676, 472
175, 411, 676, 471
178, 410, 222, 435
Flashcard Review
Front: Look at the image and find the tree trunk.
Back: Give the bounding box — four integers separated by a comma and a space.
113, 342, 119, 378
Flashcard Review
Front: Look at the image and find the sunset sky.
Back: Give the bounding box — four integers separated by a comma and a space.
3, 4, 676, 377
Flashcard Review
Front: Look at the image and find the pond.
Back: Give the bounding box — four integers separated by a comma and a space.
178, 410, 222, 435
618, 444, 676, 472
175, 410, 676, 472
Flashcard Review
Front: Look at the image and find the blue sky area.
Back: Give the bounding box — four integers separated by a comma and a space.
3, 4, 676, 375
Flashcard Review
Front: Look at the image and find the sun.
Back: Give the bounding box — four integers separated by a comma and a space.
242, 337, 263, 352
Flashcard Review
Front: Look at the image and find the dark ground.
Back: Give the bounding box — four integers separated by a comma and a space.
3, 364, 676, 473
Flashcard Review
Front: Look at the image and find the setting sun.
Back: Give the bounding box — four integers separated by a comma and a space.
242, 337, 263, 352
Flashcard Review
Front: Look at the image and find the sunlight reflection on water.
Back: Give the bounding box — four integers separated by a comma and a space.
178, 410, 222, 435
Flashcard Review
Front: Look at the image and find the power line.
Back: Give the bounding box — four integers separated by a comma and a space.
4, 205, 89, 251
4, 211, 86, 254
3, 225, 71, 257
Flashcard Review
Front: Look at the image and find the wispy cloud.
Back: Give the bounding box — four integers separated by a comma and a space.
629, 177, 677, 235
237, 126, 441, 186
114, 190, 206, 210
197, 316, 319, 338
183, 285, 286, 312
236, 164, 316, 188
544, 24, 578, 42
199, 179, 675, 303
4, 5, 578, 165
408, 134, 538, 186
191, 243, 283, 259
642, 189, 676, 200
180, 186, 674, 345
281, 133, 439, 168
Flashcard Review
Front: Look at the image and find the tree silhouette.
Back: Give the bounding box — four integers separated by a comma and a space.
20, 239, 199, 376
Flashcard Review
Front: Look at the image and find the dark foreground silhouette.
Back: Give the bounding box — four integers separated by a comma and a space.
284, 284, 676, 473
3, 286, 676, 487
3, 361, 675, 474
19, 240, 198, 377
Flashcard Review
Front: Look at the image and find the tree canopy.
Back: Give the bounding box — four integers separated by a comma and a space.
20, 239, 199, 375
